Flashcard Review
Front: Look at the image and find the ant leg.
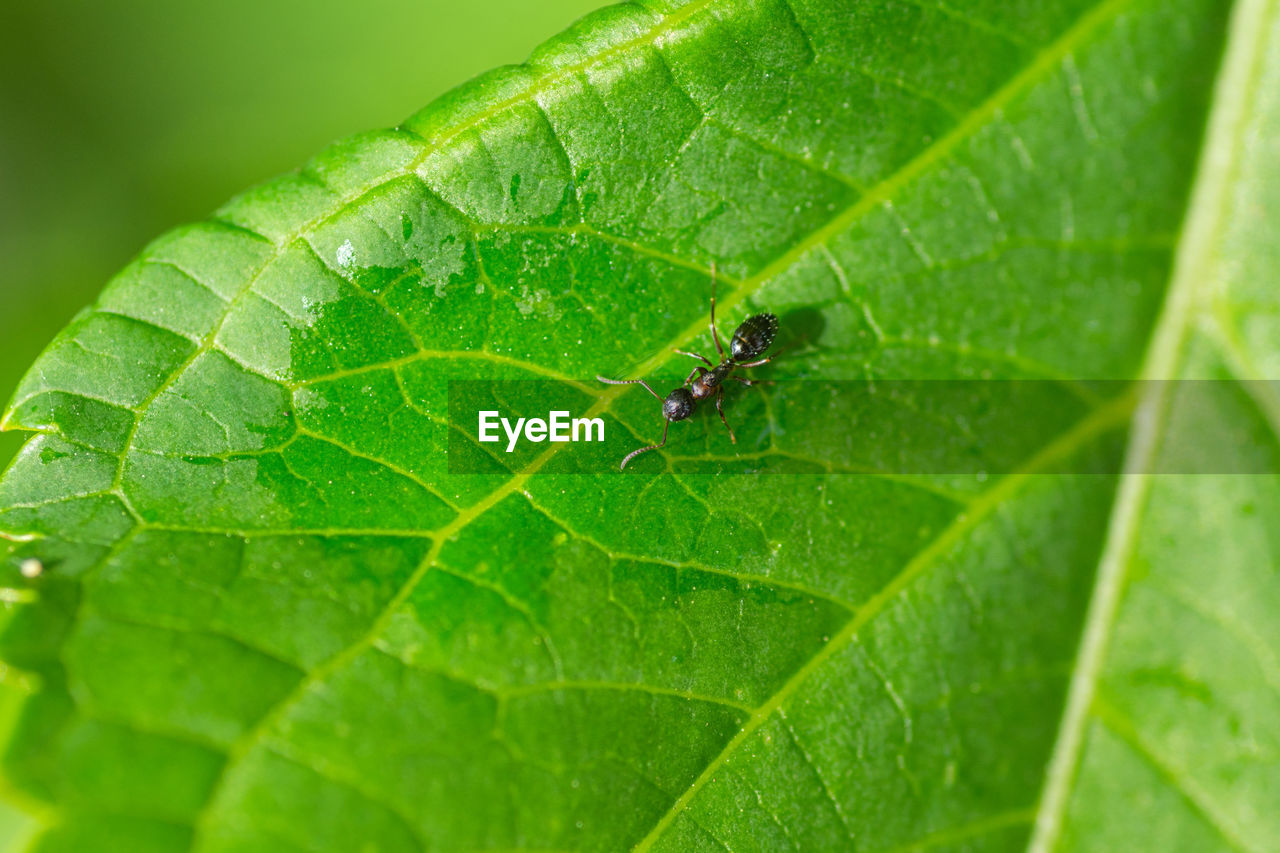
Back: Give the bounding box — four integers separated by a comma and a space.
673, 348, 713, 366
736, 336, 802, 369
596, 375, 662, 400
684, 366, 707, 386
620, 419, 670, 470
715, 387, 737, 444
709, 262, 727, 360
734, 354, 775, 369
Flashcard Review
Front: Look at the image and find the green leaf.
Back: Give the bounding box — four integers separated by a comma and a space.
0, 0, 1273, 850
1033, 0, 1280, 849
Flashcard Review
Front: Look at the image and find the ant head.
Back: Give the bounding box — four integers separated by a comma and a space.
662, 387, 694, 422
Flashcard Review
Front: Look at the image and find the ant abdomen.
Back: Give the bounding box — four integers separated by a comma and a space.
730, 313, 779, 362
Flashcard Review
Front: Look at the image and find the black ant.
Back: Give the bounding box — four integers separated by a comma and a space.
598, 272, 779, 470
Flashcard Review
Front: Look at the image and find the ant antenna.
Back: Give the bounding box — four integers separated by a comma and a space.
619, 419, 669, 470
596, 375, 663, 399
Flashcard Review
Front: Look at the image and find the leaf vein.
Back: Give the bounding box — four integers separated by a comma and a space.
630, 391, 1132, 850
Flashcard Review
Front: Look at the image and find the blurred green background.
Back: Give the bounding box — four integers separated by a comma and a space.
0, 0, 603, 470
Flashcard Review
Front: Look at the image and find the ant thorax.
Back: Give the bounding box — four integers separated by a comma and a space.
690, 363, 733, 400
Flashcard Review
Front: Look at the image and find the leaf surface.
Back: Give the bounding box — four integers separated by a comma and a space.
1, 0, 1273, 850
1034, 1, 1280, 849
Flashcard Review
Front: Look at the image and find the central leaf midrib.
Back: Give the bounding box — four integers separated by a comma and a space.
1029, 0, 1279, 849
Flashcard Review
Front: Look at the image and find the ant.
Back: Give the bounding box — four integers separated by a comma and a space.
598, 271, 779, 470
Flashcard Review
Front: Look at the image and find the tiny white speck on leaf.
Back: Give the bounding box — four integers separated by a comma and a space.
336, 239, 355, 268
19, 559, 43, 579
